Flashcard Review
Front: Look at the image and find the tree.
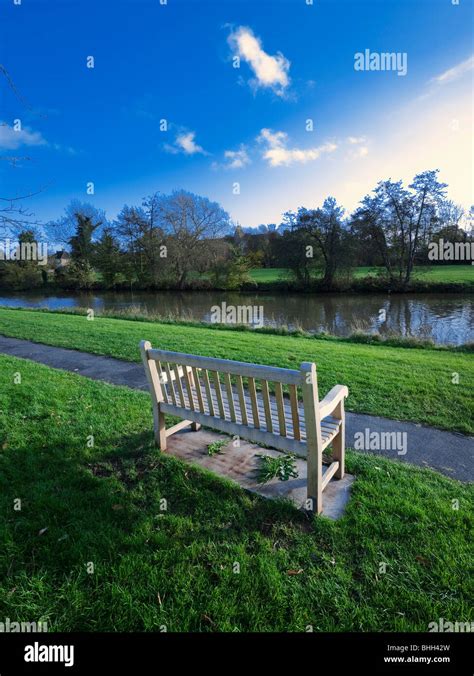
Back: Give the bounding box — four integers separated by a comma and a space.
0, 229, 43, 289
353, 170, 448, 287
296, 197, 346, 288
94, 228, 122, 288
273, 227, 315, 285
46, 201, 105, 248
114, 205, 150, 285
52, 209, 103, 290
69, 213, 101, 267
224, 248, 253, 290
154, 190, 232, 288
57, 261, 96, 290
0, 66, 46, 237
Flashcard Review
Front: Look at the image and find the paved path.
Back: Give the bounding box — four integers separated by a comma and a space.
0, 334, 472, 483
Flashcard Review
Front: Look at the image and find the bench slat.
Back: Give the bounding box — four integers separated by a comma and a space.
289, 385, 301, 441
148, 349, 302, 385
183, 367, 195, 411
261, 380, 273, 433
180, 377, 340, 445
247, 377, 260, 429
224, 373, 236, 422
212, 371, 226, 419
236, 375, 248, 426
274, 382, 287, 437
173, 363, 186, 408
192, 367, 205, 413
202, 369, 215, 417
157, 361, 168, 404
165, 363, 177, 405
159, 401, 307, 455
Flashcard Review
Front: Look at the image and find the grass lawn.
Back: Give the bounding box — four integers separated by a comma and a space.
0, 354, 472, 631
0, 308, 472, 434
249, 268, 290, 282
354, 265, 474, 284
249, 265, 474, 285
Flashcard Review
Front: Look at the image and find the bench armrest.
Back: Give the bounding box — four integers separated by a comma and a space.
319, 384, 349, 420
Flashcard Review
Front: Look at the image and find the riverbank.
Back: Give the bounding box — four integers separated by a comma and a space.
245, 265, 474, 294
0, 288, 472, 346
3, 304, 472, 351
0, 307, 472, 434
1, 265, 472, 294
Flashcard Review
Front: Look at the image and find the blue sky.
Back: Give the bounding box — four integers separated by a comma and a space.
1, 0, 473, 229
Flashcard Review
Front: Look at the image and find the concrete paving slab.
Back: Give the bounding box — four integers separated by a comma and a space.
165, 426, 355, 519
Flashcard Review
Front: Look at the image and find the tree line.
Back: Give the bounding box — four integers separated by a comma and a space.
0, 170, 472, 292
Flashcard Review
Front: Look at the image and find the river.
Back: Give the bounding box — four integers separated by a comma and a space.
0, 290, 472, 346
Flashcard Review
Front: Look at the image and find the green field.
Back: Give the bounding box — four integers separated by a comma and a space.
248, 265, 474, 285
354, 265, 474, 283
0, 308, 472, 434
0, 354, 472, 631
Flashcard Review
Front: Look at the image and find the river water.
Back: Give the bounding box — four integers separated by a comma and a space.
0, 290, 472, 346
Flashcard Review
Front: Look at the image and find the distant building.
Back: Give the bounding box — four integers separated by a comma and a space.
53, 250, 70, 270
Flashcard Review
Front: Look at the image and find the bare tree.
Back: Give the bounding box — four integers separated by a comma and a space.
353, 170, 448, 287
296, 196, 346, 287
0, 65, 48, 237
154, 190, 232, 288
46, 200, 106, 247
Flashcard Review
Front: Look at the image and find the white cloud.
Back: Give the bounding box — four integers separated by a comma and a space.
165, 130, 206, 155
257, 128, 337, 167
53, 142, 77, 155
350, 145, 369, 159
347, 136, 367, 145
228, 26, 291, 96
223, 146, 250, 169
0, 122, 46, 150
175, 131, 205, 155
346, 136, 369, 159
211, 146, 251, 170
430, 55, 474, 86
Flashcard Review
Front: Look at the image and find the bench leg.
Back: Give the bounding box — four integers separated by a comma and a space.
333, 401, 345, 479
191, 422, 201, 431
153, 407, 167, 450
301, 363, 324, 515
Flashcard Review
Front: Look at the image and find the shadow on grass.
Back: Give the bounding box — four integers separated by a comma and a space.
0, 427, 316, 580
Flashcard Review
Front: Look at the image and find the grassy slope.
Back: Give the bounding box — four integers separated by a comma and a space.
0, 355, 472, 632
249, 265, 474, 284
0, 308, 472, 434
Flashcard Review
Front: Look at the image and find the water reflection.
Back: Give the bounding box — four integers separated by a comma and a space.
0, 290, 472, 346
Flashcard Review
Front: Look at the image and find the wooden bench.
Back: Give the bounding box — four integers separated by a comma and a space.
140, 341, 348, 514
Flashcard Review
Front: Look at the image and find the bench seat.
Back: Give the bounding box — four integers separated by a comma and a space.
161, 377, 341, 449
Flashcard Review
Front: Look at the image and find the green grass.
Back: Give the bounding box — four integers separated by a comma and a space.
354, 265, 474, 283
248, 265, 474, 285
0, 307, 472, 434
0, 354, 472, 631
249, 268, 290, 282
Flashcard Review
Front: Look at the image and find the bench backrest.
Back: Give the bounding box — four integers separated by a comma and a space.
142, 344, 322, 455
